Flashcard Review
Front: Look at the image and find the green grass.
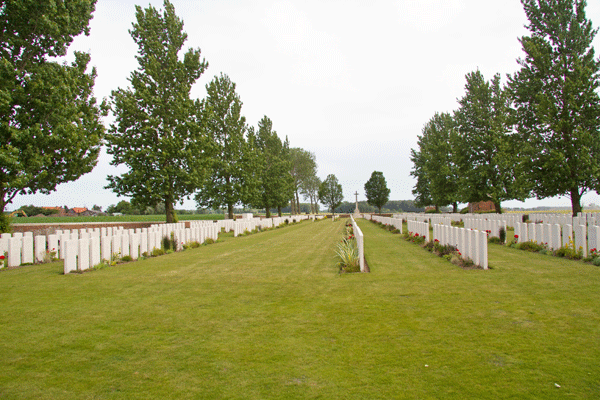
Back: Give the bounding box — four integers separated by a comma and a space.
10, 213, 225, 224
1, 218, 599, 399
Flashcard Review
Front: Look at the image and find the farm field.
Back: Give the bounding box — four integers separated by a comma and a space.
1, 218, 599, 399
9, 214, 225, 225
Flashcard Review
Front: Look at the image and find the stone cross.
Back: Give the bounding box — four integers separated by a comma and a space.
354, 191, 360, 214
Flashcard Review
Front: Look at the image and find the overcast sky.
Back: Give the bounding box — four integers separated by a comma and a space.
8, 0, 600, 211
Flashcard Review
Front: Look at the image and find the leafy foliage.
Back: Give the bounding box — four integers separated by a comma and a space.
454, 70, 527, 213
106, 0, 208, 223
195, 73, 254, 219
410, 113, 460, 211
289, 148, 318, 215
0, 0, 105, 216
318, 174, 344, 213
250, 116, 293, 217
508, 0, 600, 216
364, 171, 391, 214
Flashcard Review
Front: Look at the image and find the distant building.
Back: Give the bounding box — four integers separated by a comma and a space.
468, 201, 496, 213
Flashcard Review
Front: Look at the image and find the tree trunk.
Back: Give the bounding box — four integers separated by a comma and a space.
435, 204, 439, 213
165, 196, 174, 224
265, 206, 271, 218
228, 203, 234, 220
295, 190, 300, 214
452, 202, 458, 213
277, 206, 282, 217
570, 188, 582, 217
493, 200, 502, 215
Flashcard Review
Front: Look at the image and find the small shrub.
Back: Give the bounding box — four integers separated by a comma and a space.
162, 235, 171, 251
141, 251, 149, 258
499, 227, 506, 244
593, 257, 600, 267
42, 248, 58, 263
460, 207, 469, 214
121, 255, 133, 262
517, 241, 546, 253
152, 248, 165, 257
522, 214, 529, 223
204, 238, 215, 245
1, 252, 7, 268
488, 236, 501, 244
190, 241, 201, 248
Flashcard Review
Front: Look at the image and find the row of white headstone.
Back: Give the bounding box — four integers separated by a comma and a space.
513, 221, 600, 256
463, 218, 508, 238
369, 215, 403, 233
349, 216, 366, 272
0, 215, 317, 271
371, 215, 488, 269
406, 220, 430, 242
432, 224, 488, 269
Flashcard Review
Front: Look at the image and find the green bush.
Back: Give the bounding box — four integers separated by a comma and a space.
517, 241, 546, 252
152, 248, 165, 257
0, 213, 12, 233
593, 257, 600, 266
488, 236, 501, 244
121, 255, 133, 262
460, 207, 469, 214
162, 235, 171, 251
522, 214, 529, 223
499, 227, 506, 244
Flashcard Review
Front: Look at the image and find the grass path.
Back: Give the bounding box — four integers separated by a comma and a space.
1, 218, 599, 399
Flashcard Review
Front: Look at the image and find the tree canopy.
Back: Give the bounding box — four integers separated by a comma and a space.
318, 174, 344, 213
364, 171, 391, 214
454, 70, 526, 214
508, 0, 600, 216
251, 116, 293, 218
195, 73, 254, 219
106, 0, 209, 223
0, 0, 105, 231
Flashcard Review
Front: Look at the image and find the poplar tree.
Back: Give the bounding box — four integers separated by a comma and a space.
106, 0, 209, 223
454, 70, 525, 214
410, 112, 460, 212
252, 116, 292, 218
195, 73, 254, 219
508, 0, 600, 216
0, 0, 105, 231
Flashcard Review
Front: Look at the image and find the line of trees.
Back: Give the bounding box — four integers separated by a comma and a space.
410, 0, 600, 216
106, 1, 324, 221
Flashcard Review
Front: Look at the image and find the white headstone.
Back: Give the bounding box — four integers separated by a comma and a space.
35, 235, 46, 263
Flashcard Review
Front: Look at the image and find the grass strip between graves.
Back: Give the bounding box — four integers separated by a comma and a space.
0, 218, 599, 399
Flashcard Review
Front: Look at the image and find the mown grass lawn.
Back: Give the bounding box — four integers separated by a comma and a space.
1, 218, 599, 399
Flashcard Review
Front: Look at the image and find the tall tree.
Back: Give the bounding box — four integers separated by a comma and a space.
454, 70, 527, 214
318, 174, 344, 214
409, 147, 434, 209
252, 116, 292, 218
289, 148, 317, 215
364, 171, 391, 214
0, 0, 105, 231
508, 0, 600, 216
195, 73, 254, 219
410, 113, 460, 212
106, 0, 209, 223
300, 174, 321, 214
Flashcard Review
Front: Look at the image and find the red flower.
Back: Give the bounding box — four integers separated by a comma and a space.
514, 235, 519, 239
0, 255, 4, 260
